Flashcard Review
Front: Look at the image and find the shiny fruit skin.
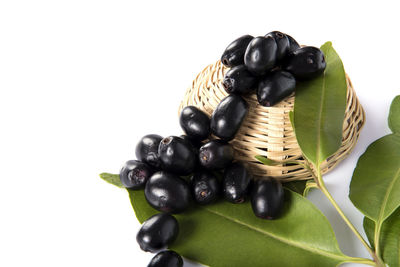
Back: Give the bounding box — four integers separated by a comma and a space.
222, 65, 257, 95
191, 171, 220, 204
244, 36, 278, 76
285, 46, 326, 80
145, 171, 191, 213
179, 106, 210, 141
119, 160, 154, 189
223, 162, 252, 203
198, 140, 234, 170
210, 95, 249, 141
251, 178, 284, 219
148, 250, 183, 267
158, 136, 196, 175
136, 213, 179, 253
136, 134, 163, 169
221, 35, 254, 68
286, 34, 300, 54
265, 31, 290, 62
257, 71, 296, 107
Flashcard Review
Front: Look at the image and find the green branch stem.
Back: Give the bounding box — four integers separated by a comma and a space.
313, 166, 385, 267
373, 222, 384, 265
318, 176, 374, 257
300, 162, 384, 266
345, 257, 377, 266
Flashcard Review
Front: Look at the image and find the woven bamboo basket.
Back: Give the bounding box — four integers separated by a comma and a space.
179, 60, 365, 182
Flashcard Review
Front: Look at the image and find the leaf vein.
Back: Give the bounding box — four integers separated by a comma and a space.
378, 166, 400, 223
200, 206, 346, 262
315, 71, 327, 166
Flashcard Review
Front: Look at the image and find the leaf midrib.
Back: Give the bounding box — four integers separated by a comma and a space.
377, 166, 400, 224
200, 206, 346, 262
315, 70, 327, 166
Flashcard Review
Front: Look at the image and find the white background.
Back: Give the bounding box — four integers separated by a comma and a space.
0, 1, 399, 266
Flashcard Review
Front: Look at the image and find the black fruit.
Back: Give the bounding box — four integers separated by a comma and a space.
136, 134, 163, 169
198, 140, 234, 170
285, 46, 326, 80
191, 171, 220, 204
223, 162, 252, 203
265, 31, 290, 62
148, 250, 183, 267
179, 106, 210, 141
145, 171, 191, 213
136, 213, 179, 253
244, 36, 277, 76
210, 95, 248, 141
119, 160, 154, 189
158, 136, 196, 175
286, 34, 300, 54
257, 71, 296, 107
222, 65, 257, 95
251, 178, 284, 219
221, 35, 254, 68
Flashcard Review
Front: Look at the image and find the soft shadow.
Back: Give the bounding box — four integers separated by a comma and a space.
173, 216, 197, 247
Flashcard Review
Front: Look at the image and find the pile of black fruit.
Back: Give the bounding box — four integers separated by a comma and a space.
120, 106, 283, 266
118, 31, 325, 266
221, 31, 326, 106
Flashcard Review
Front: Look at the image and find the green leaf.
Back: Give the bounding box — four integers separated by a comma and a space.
364, 208, 400, 267
255, 155, 281, 166
349, 134, 400, 222
128, 189, 350, 267
363, 216, 375, 249
389, 95, 400, 133
255, 155, 307, 168
283, 180, 307, 195
289, 110, 294, 128
99, 172, 124, 188
292, 42, 347, 166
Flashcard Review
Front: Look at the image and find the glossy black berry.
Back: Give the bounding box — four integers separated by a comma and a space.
265, 31, 290, 62
119, 160, 154, 189
257, 71, 296, 107
223, 162, 252, 203
148, 250, 183, 267
222, 65, 257, 95
244, 36, 277, 76
285, 46, 326, 80
179, 106, 210, 141
199, 140, 234, 170
191, 171, 220, 204
136, 213, 179, 253
136, 134, 163, 169
145, 171, 191, 213
286, 34, 300, 54
158, 136, 196, 175
221, 35, 254, 68
251, 178, 284, 220
210, 95, 248, 141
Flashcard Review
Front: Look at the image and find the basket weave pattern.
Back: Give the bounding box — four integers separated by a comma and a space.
179, 60, 365, 181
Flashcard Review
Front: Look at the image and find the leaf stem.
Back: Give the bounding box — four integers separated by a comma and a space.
314, 167, 380, 265
290, 161, 386, 266
374, 222, 385, 265
345, 257, 376, 266
303, 181, 318, 197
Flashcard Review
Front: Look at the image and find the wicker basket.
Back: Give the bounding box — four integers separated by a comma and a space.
179, 60, 365, 182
